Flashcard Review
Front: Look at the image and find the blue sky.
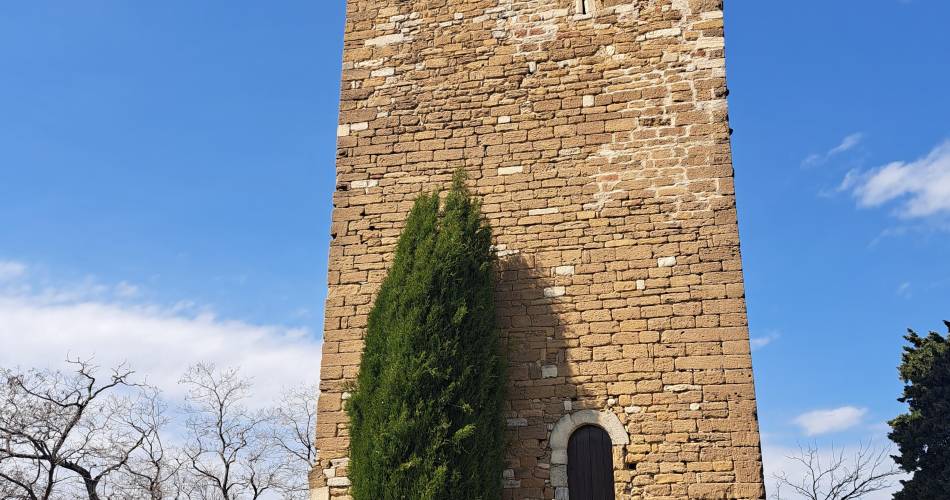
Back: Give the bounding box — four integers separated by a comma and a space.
0, 2, 947, 496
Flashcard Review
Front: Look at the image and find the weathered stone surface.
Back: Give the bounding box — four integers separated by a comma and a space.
313, 0, 765, 498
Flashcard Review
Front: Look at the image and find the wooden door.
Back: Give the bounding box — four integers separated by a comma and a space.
567, 425, 616, 500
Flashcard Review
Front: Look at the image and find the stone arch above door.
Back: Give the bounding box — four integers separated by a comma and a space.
549, 410, 629, 491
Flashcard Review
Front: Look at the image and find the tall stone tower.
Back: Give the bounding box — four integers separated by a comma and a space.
313, 0, 764, 499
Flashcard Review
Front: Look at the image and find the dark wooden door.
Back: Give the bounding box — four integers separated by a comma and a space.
567, 425, 616, 500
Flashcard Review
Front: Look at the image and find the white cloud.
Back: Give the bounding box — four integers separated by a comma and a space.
794, 406, 867, 436
803, 133, 864, 167
0, 271, 322, 405
897, 282, 912, 298
844, 140, 950, 218
750, 331, 781, 351
0, 260, 27, 281
829, 133, 864, 156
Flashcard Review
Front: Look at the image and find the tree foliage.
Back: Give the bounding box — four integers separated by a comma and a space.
347, 172, 505, 500
889, 320, 950, 499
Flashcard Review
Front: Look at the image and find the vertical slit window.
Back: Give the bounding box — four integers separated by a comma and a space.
583, 0, 594, 14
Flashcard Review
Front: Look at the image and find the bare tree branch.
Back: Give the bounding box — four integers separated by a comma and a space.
178, 363, 285, 500
0, 359, 159, 500
269, 384, 318, 499
3, 359, 319, 500
771, 442, 901, 500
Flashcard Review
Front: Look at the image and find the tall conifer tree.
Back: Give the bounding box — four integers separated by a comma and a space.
347, 172, 505, 500
889, 321, 950, 499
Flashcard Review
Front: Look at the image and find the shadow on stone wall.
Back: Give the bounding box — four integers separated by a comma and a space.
496, 252, 583, 499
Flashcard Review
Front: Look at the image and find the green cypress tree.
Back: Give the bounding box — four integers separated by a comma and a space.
347, 171, 505, 500
889, 320, 950, 499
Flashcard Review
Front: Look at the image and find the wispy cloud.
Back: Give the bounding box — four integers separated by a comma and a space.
803, 133, 864, 167
842, 140, 950, 218
0, 260, 27, 281
751, 331, 781, 351
896, 282, 912, 299
867, 220, 950, 247
114, 280, 141, 298
0, 263, 321, 405
794, 406, 868, 436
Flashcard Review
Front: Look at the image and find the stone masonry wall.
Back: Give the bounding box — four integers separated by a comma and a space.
313, 0, 765, 498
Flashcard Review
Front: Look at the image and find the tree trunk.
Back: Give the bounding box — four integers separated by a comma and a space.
82, 477, 100, 500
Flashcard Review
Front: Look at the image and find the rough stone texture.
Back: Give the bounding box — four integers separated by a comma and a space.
313, 0, 765, 498
549, 410, 630, 486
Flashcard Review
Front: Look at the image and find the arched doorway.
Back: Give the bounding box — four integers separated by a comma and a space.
567, 425, 615, 500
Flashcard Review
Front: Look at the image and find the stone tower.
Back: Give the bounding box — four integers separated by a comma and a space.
313, 0, 765, 499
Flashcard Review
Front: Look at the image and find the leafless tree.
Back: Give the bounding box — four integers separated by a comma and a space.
0, 449, 52, 500
0, 358, 160, 500
178, 363, 285, 500
103, 389, 183, 500
269, 385, 318, 499
2, 359, 319, 500
771, 442, 901, 500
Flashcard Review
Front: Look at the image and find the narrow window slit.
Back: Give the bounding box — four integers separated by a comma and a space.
579, 0, 594, 15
